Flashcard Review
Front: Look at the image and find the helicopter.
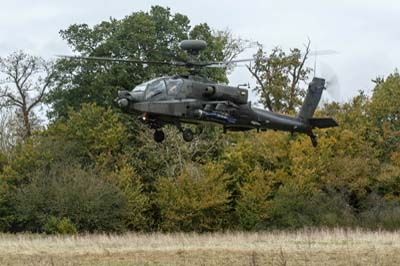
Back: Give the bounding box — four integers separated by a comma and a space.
62, 40, 338, 146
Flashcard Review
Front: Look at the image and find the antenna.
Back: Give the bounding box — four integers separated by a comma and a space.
313, 50, 317, 77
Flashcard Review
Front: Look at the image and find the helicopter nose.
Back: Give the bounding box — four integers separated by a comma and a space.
115, 90, 132, 109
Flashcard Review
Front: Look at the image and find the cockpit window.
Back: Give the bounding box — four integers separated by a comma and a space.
132, 81, 151, 92
166, 79, 183, 95
145, 79, 166, 99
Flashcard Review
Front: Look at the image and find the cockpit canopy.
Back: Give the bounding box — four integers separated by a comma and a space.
132, 77, 184, 100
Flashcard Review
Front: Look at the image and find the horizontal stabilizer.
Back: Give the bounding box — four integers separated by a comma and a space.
308, 118, 338, 129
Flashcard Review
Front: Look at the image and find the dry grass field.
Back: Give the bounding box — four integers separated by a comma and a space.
0, 229, 399, 266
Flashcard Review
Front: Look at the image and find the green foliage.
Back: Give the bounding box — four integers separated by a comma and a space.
0, 103, 128, 186
3, 71, 400, 232
220, 131, 290, 216
369, 72, 400, 158
248, 44, 311, 113
4, 67, 400, 232
0, 151, 7, 171
358, 193, 400, 230
0, 180, 13, 231
235, 169, 281, 230
370, 72, 400, 130
11, 163, 127, 233
121, 123, 227, 195
47, 6, 230, 119
0, 103, 151, 233
45, 103, 127, 168
3, 7, 400, 232
105, 165, 150, 231
43, 217, 77, 235
57, 218, 78, 235
269, 183, 355, 229
155, 163, 230, 232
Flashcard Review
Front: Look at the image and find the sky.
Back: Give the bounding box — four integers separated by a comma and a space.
1, 0, 400, 103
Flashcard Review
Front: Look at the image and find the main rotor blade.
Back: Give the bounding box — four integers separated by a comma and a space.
307, 50, 338, 57
202, 58, 254, 68
227, 58, 254, 64
57, 55, 187, 66
57, 55, 254, 69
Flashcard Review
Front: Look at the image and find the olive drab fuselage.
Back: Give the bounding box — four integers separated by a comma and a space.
116, 75, 338, 146
62, 39, 338, 145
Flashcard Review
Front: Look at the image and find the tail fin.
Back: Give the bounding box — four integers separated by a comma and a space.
298, 77, 325, 121
298, 78, 338, 147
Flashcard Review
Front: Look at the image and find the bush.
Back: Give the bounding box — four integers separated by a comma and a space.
43, 216, 77, 235
359, 193, 400, 230
268, 183, 356, 229
235, 168, 279, 230
57, 217, 78, 234
11, 162, 128, 233
155, 163, 230, 232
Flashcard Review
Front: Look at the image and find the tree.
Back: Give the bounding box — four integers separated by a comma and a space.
235, 168, 282, 230
47, 6, 245, 119
0, 103, 151, 232
0, 51, 54, 138
220, 131, 290, 210
45, 103, 127, 168
155, 163, 230, 232
247, 42, 311, 113
269, 182, 355, 229
369, 72, 400, 158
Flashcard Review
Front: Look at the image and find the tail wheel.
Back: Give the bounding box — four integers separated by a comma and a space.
182, 128, 194, 142
310, 134, 318, 147
154, 130, 165, 143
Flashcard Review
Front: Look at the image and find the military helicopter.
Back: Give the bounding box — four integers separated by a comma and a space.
62, 40, 338, 146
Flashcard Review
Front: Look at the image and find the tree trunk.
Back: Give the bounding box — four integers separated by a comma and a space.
22, 109, 31, 137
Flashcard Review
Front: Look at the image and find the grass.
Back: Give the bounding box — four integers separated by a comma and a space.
0, 229, 399, 265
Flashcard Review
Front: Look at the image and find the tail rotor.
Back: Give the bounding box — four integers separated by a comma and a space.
308, 49, 341, 101
317, 61, 341, 102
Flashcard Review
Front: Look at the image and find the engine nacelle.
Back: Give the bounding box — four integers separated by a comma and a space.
202, 85, 248, 105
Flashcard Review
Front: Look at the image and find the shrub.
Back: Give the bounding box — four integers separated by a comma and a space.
43, 216, 77, 235
155, 163, 230, 232
268, 183, 356, 229
11, 162, 127, 233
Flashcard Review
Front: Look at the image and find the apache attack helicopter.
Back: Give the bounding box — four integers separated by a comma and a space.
62, 40, 338, 146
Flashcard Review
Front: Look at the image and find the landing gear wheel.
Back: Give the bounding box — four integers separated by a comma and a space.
310, 135, 318, 147
182, 128, 194, 142
154, 130, 165, 143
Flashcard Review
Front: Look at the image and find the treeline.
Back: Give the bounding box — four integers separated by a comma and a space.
0, 6, 399, 234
